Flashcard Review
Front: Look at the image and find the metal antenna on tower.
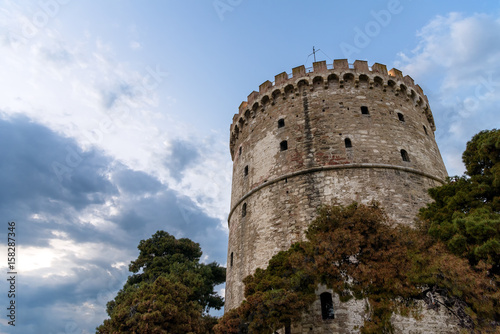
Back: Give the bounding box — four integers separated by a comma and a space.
309, 46, 320, 63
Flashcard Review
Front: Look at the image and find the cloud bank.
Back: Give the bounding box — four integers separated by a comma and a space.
0, 116, 227, 333
396, 12, 500, 175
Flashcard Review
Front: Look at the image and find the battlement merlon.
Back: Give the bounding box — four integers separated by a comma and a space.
235, 59, 430, 114
230, 59, 435, 159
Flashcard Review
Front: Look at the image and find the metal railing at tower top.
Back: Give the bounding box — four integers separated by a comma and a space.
269, 63, 373, 86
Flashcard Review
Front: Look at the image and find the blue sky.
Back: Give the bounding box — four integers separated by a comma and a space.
0, 1, 499, 333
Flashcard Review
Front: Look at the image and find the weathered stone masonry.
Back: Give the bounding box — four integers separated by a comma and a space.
225, 59, 457, 333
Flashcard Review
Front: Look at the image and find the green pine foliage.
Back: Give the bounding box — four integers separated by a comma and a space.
97, 231, 225, 334
420, 129, 500, 273
97, 276, 205, 333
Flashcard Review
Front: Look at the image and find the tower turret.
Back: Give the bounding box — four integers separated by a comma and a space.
225, 59, 454, 333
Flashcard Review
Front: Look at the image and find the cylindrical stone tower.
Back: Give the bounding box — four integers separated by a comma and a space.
225, 59, 451, 332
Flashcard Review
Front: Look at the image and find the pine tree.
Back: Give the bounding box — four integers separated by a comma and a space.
97, 231, 225, 334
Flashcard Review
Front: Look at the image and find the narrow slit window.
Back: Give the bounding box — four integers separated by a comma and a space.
401, 149, 410, 162
361, 106, 369, 115
344, 138, 352, 148
242, 203, 247, 217
397, 112, 405, 122
280, 140, 288, 151
320, 292, 335, 320
278, 118, 285, 128
230, 252, 233, 267
244, 165, 248, 176
423, 125, 428, 135
239, 146, 242, 155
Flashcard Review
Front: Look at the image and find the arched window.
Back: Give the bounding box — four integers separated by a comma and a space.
361, 106, 369, 115
242, 203, 247, 217
320, 292, 335, 320
280, 140, 288, 151
401, 149, 410, 162
397, 112, 405, 122
278, 118, 285, 128
344, 138, 352, 148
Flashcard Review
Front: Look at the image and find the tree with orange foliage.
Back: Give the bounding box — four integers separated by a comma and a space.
215, 203, 499, 333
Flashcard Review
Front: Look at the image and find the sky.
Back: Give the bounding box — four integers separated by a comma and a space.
0, 1, 499, 333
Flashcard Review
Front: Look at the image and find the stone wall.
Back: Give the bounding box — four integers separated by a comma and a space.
225, 59, 456, 332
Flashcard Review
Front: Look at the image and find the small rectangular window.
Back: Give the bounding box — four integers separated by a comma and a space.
280, 140, 288, 151
242, 203, 247, 217
278, 118, 285, 128
361, 106, 369, 115
401, 149, 410, 162
244, 165, 248, 176
344, 138, 352, 148
320, 292, 335, 320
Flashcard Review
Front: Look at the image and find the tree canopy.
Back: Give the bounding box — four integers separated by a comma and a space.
95, 130, 499, 333
97, 231, 225, 334
419, 129, 500, 274
215, 203, 499, 333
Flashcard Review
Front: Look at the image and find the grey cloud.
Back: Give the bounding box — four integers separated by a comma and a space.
112, 167, 163, 194
0, 116, 117, 246
40, 45, 74, 65
0, 116, 115, 206
7, 266, 128, 334
110, 189, 226, 262
0, 116, 226, 333
163, 139, 201, 181
101, 83, 134, 109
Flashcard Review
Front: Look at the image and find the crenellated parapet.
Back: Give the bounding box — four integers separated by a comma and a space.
230, 59, 434, 159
